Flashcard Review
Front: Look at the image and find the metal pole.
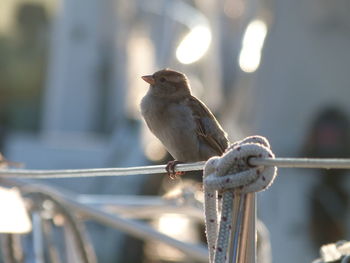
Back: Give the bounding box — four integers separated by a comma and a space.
2, 180, 208, 262
42, 219, 62, 263
228, 193, 256, 263
63, 196, 209, 262
228, 193, 246, 263
242, 193, 256, 263
32, 212, 45, 263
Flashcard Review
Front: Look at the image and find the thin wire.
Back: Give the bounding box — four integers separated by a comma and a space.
249, 157, 350, 169
0, 158, 350, 179
0, 162, 206, 179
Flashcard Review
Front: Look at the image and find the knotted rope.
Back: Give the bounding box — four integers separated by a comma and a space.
203, 136, 278, 263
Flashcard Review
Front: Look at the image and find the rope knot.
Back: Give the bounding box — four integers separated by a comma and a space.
204, 135, 277, 194
203, 136, 278, 262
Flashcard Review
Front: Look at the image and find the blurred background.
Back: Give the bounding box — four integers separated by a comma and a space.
0, 0, 350, 262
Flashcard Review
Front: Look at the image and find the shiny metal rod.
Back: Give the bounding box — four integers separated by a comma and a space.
2, 180, 208, 262
228, 193, 246, 263
249, 157, 350, 169
0, 162, 206, 178
242, 193, 256, 263
228, 193, 256, 263
1, 157, 350, 179
32, 212, 45, 263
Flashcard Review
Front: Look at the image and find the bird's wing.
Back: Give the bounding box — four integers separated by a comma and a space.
186, 96, 229, 155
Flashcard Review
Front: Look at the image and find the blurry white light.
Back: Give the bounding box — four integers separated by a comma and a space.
0, 187, 31, 233
239, 49, 262, 73
146, 213, 194, 261
176, 25, 212, 64
239, 19, 267, 73
157, 214, 191, 237
242, 20, 267, 48
147, 212, 201, 261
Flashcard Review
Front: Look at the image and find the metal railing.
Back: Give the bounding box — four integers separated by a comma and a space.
1, 157, 350, 263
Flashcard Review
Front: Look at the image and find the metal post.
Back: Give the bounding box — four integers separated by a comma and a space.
242, 193, 256, 263
32, 212, 45, 263
229, 193, 245, 263
228, 193, 256, 263
0, 179, 209, 262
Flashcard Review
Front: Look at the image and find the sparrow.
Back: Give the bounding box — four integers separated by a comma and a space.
140, 69, 229, 176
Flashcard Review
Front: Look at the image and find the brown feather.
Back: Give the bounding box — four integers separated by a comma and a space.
187, 96, 228, 155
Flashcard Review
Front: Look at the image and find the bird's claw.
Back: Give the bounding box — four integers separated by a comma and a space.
166, 160, 185, 179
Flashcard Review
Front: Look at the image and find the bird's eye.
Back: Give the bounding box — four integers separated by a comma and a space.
159, 77, 166, 83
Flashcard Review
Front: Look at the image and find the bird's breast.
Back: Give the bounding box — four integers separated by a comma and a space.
141, 96, 201, 161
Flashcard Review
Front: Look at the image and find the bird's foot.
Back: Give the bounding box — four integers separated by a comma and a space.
166, 160, 185, 179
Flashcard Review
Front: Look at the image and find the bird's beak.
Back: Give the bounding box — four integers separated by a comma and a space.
141, 75, 155, 85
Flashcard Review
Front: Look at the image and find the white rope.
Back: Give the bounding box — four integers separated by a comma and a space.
203, 136, 278, 263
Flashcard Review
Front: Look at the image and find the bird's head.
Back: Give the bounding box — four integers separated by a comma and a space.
142, 69, 192, 99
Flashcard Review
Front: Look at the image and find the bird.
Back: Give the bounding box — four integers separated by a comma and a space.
140, 69, 229, 176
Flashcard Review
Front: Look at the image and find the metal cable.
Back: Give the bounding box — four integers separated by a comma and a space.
0, 157, 349, 179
